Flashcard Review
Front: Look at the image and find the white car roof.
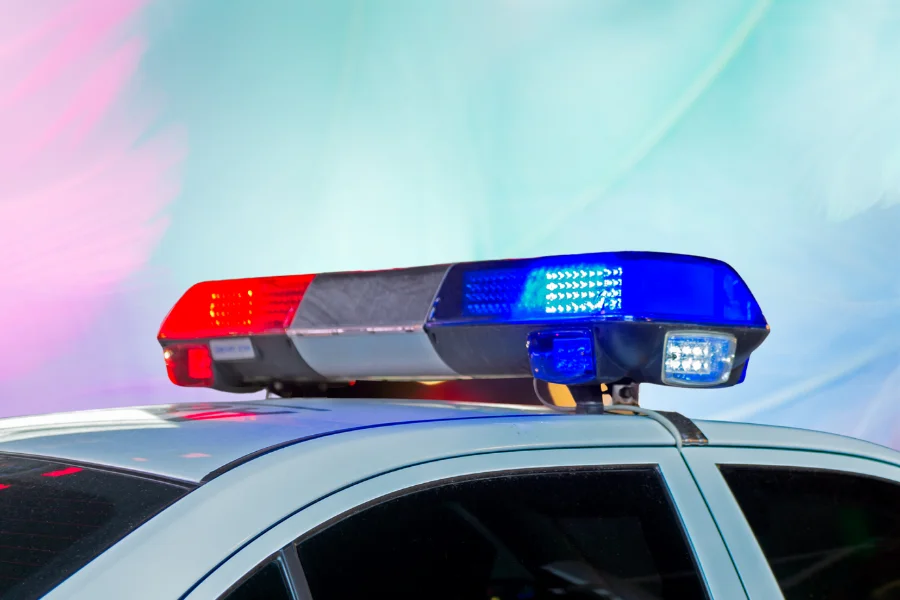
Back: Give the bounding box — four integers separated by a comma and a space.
1, 397, 897, 483
0, 398, 550, 482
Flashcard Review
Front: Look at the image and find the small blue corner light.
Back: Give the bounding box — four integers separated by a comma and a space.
526, 329, 596, 385
662, 331, 737, 387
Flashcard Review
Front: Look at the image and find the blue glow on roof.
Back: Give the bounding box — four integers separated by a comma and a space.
446, 252, 766, 327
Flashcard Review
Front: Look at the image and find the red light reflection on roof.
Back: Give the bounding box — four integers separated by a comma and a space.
42, 466, 83, 478
0, 484, 10, 490
181, 410, 258, 422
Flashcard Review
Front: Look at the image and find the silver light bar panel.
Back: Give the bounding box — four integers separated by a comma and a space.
287, 265, 459, 379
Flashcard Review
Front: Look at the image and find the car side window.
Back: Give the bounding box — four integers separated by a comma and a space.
295, 468, 707, 599
222, 559, 291, 600
720, 465, 900, 599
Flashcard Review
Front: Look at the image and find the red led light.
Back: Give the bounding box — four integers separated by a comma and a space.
164, 343, 214, 387
0, 484, 10, 490
158, 274, 315, 340
42, 466, 82, 478
187, 346, 212, 379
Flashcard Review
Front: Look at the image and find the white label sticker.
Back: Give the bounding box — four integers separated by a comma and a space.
209, 338, 256, 361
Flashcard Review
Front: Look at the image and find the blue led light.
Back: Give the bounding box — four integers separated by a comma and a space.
463, 264, 622, 318
662, 332, 737, 386
445, 252, 766, 328
526, 329, 596, 385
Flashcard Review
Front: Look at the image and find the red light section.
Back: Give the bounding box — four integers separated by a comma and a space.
0, 484, 10, 490
158, 274, 315, 340
164, 343, 215, 387
42, 466, 83, 478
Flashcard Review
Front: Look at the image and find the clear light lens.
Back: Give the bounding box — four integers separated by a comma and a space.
527, 329, 596, 385
662, 332, 737, 386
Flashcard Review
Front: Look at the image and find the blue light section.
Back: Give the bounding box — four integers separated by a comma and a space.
662, 332, 737, 386
451, 253, 766, 327
526, 329, 596, 385
461, 268, 530, 317
464, 263, 623, 318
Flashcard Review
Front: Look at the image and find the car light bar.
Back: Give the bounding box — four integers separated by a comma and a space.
158, 252, 769, 392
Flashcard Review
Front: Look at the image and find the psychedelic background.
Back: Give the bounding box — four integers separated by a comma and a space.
1, 0, 898, 446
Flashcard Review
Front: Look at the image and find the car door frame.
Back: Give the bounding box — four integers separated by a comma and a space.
187, 446, 748, 600
683, 446, 900, 600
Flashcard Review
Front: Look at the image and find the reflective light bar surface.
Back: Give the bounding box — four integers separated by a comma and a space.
287, 266, 457, 379
430, 252, 764, 327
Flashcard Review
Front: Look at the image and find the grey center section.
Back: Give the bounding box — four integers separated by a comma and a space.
288, 265, 459, 379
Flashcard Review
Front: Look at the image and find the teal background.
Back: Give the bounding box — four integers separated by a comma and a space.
4, 1, 899, 447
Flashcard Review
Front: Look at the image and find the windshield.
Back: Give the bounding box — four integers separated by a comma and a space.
0, 455, 192, 599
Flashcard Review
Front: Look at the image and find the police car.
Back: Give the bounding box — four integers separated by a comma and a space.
1, 252, 898, 600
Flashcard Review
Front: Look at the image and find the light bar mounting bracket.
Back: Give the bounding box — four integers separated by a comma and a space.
568, 379, 640, 414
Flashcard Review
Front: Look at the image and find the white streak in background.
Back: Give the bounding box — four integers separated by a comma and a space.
852, 359, 900, 442
506, 0, 900, 251
492, 0, 900, 437
517, 0, 774, 253
711, 338, 900, 422
758, 0, 900, 221
699, 1, 900, 430
0, 0, 185, 380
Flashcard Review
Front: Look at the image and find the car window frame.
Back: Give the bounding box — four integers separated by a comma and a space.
682, 446, 900, 600
217, 551, 298, 600
47, 415, 678, 600
187, 447, 747, 600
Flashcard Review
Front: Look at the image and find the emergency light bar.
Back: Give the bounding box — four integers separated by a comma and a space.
158, 252, 769, 393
